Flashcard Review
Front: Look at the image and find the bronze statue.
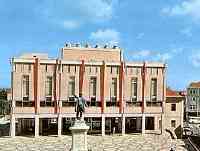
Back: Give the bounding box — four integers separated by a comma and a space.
74, 93, 87, 120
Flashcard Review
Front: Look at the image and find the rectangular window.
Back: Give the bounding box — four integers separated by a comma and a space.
45, 76, 52, 97
171, 104, 176, 111
90, 77, 97, 97
111, 78, 117, 101
68, 65, 70, 73
171, 120, 176, 128
28, 64, 31, 72
131, 78, 137, 101
68, 76, 75, 97
151, 78, 157, 101
22, 75, 29, 101
45, 65, 48, 72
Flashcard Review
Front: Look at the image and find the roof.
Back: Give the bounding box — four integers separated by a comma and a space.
189, 81, 200, 88
166, 88, 185, 97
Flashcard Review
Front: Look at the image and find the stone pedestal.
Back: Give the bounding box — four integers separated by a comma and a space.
69, 120, 89, 151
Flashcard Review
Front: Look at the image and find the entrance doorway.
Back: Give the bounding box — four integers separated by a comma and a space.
145, 117, 155, 130
126, 117, 142, 133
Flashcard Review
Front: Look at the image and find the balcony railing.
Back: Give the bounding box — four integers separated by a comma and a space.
126, 101, 142, 107
146, 101, 162, 107
40, 100, 56, 107
106, 97, 119, 107
15, 100, 34, 107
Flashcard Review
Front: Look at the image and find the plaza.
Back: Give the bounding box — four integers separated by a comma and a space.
0, 134, 189, 151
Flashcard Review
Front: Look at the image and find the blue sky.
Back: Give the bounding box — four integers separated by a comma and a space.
1, 0, 200, 90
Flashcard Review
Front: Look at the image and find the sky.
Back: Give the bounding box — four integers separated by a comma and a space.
1, 0, 200, 90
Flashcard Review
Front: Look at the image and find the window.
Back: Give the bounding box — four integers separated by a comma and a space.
45, 65, 48, 72
28, 64, 31, 72
150, 78, 157, 101
171, 104, 176, 111
171, 120, 176, 128
95, 67, 98, 73
45, 76, 52, 98
131, 78, 137, 101
111, 78, 117, 101
22, 75, 29, 101
190, 105, 196, 110
68, 65, 70, 73
90, 77, 97, 97
110, 66, 112, 74
150, 68, 159, 75
68, 76, 75, 97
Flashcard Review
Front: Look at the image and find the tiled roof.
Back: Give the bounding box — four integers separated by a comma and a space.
166, 88, 184, 97
189, 82, 200, 88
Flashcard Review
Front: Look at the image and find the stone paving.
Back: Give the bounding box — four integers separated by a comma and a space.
0, 134, 190, 151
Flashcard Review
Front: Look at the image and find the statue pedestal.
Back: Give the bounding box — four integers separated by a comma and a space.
69, 120, 89, 151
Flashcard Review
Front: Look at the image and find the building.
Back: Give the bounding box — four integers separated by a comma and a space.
165, 88, 185, 138
187, 82, 200, 119
186, 82, 200, 136
10, 43, 167, 137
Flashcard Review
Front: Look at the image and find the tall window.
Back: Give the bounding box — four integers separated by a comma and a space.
131, 78, 137, 101
151, 78, 157, 101
68, 76, 75, 98
45, 76, 53, 100
171, 120, 176, 128
90, 77, 97, 97
171, 104, 176, 111
22, 75, 29, 101
111, 78, 117, 101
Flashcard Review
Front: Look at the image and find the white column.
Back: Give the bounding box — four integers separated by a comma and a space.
142, 114, 145, 134
35, 115, 39, 137
122, 115, 125, 136
58, 115, 62, 137
10, 115, 15, 137
102, 114, 105, 136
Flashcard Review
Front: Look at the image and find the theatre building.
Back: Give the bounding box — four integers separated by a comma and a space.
10, 43, 166, 137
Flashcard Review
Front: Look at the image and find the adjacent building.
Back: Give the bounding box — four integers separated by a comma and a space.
165, 88, 185, 138
187, 82, 200, 119
10, 43, 167, 137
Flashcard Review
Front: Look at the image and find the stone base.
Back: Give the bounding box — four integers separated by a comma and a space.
69, 120, 89, 151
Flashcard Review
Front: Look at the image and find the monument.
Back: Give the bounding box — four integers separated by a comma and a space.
69, 94, 89, 151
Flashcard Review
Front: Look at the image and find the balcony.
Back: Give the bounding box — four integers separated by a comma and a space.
105, 97, 119, 113
146, 101, 162, 107
124, 99, 142, 113
15, 100, 35, 114
146, 100, 163, 113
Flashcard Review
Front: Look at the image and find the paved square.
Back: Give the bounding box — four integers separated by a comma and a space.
0, 134, 189, 151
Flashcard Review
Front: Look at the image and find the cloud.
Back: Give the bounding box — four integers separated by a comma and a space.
39, 0, 118, 28
156, 53, 172, 62
136, 33, 144, 39
180, 27, 192, 37
161, 0, 200, 22
190, 52, 200, 67
79, 0, 116, 21
130, 47, 183, 62
131, 50, 153, 59
89, 29, 120, 44
63, 20, 80, 29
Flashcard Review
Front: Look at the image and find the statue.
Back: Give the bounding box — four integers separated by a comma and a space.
74, 93, 88, 120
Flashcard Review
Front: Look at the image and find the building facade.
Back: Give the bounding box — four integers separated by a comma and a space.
165, 88, 185, 138
187, 82, 200, 119
10, 43, 166, 137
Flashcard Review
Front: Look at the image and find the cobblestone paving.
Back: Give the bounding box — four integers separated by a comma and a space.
0, 134, 189, 151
